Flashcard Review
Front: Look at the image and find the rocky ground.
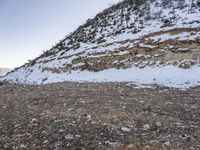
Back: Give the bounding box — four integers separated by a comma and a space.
0, 82, 200, 150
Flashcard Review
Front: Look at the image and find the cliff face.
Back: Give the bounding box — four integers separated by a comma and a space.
1, 0, 200, 87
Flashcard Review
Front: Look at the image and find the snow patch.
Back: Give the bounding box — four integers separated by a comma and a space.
1, 65, 200, 89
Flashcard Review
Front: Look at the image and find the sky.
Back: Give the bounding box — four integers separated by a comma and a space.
0, 0, 120, 69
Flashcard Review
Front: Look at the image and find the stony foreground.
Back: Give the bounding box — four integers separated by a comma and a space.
0, 82, 200, 150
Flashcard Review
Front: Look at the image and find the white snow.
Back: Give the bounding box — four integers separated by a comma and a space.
139, 43, 157, 49
1, 65, 200, 89
150, 32, 200, 42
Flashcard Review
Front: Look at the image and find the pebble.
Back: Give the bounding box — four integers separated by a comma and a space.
30, 118, 38, 123
20, 144, 27, 148
121, 127, 131, 132
75, 134, 81, 138
68, 108, 74, 111
58, 129, 65, 133
143, 124, 150, 130
14, 124, 20, 128
43, 140, 48, 144
65, 134, 74, 140
155, 122, 162, 127
86, 115, 92, 121
164, 141, 170, 146
54, 119, 63, 123
127, 144, 134, 148
105, 141, 115, 146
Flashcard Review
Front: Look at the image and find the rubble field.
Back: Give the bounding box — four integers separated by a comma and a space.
0, 82, 200, 150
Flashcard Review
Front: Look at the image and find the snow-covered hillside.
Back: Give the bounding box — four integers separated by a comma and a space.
1, 0, 200, 88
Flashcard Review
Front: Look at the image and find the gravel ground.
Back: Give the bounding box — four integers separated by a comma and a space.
0, 82, 200, 150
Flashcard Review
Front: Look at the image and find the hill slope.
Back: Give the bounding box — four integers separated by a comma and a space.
1, 0, 200, 87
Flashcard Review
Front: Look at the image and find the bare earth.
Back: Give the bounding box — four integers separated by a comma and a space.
0, 82, 200, 150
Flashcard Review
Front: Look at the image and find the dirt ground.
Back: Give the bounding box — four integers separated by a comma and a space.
0, 82, 200, 150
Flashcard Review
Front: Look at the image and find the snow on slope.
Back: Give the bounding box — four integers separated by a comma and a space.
2, 65, 200, 88
1, 0, 200, 88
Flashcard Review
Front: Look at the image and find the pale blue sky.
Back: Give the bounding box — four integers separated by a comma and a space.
0, 0, 120, 68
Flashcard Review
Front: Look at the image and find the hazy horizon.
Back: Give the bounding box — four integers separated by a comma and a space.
0, 0, 120, 69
